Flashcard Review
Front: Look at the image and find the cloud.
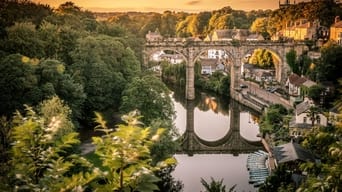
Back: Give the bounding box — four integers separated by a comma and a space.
186, 0, 202, 5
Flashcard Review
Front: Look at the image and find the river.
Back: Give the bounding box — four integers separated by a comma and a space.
169, 86, 262, 192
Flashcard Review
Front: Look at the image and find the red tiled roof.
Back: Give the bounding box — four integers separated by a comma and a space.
288, 73, 307, 86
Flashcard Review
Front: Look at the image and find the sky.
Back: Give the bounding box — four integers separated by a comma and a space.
31, 0, 295, 12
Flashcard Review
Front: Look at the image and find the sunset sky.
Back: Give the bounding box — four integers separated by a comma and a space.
31, 0, 308, 12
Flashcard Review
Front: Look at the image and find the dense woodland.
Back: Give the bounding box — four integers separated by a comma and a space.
0, 0, 341, 191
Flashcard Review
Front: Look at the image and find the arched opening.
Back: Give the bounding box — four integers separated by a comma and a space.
193, 47, 235, 76
241, 48, 283, 91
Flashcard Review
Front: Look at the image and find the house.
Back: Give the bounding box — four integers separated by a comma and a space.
286, 73, 318, 105
272, 141, 318, 187
145, 29, 163, 41
233, 29, 248, 41
300, 79, 317, 98
207, 49, 227, 59
246, 33, 264, 41
160, 53, 184, 64
286, 73, 307, 96
289, 99, 327, 138
330, 16, 342, 45
241, 63, 274, 83
273, 142, 317, 166
241, 63, 256, 79
211, 29, 234, 41
253, 69, 274, 83
279, 19, 320, 41
329, 103, 342, 125
200, 58, 223, 75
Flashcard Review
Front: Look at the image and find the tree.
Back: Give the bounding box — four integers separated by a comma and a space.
91, 110, 176, 191
200, 177, 236, 192
250, 17, 270, 39
120, 75, 174, 125
9, 104, 96, 191
38, 59, 86, 121
286, 49, 298, 74
0, 54, 39, 116
307, 84, 325, 105
306, 106, 322, 127
70, 35, 137, 114
1, 22, 45, 58
316, 44, 342, 84
249, 49, 274, 69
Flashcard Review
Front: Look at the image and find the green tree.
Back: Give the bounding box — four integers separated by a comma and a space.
0, 54, 39, 116
1, 22, 45, 58
286, 49, 298, 74
70, 35, 135, 114
120, 75, 174, 125
200, 177, 236, 192
316, 44, 342, 84
9, 104, 96, 191
38, 59, 86, 120
92, 110, 176, 191
307, 84, 325, 105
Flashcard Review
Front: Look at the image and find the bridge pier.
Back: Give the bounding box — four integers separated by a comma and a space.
186, 48, 195, 100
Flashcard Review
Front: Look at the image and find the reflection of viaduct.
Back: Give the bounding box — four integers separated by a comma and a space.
144, 40, 307, 100
177, 99, 263, 156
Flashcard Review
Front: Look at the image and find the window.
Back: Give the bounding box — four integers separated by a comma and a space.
316, 116, 321, 124
303, 117, 307, 123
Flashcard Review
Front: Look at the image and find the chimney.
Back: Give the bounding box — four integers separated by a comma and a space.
335, 16, 341, 23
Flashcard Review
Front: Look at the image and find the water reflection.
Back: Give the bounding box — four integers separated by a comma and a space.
173, 94, 262, 156
169, 85, 263, 191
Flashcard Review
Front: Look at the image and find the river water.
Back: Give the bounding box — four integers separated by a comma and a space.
170, 87, 262, 192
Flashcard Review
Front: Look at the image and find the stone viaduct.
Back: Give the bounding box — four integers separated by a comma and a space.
144, 40, 308, 101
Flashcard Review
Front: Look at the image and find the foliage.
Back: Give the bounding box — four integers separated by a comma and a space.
286, 49, 298, 74
316, 44, 342, 84
198, 71, 231, 97
155, 165, 183, 192
120, 75, 174, 125
9, 104, 97, 191
307, 84, 325, 105
298, 126, 341, 192
1, 22, 45, 58
0, 0, 52, 29
200, 177, 236, 192
259, 104, 290, 144
70, 34, 140, 119
161, 62, 187, 85
0, 54, 38, 116
259, 164, 294, 192
39, 96, 75, 140
92, 110, 177, 191
250, 17, 270, 39
0, 54, 86, 121
249, 49, 274, 69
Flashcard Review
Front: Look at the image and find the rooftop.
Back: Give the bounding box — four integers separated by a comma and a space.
273, 142, 316, 164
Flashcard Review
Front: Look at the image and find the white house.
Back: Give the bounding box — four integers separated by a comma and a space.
286, 73, 307, 97
207, 49, 228, 59
145, 29, 163, 41
289, 99, 327, 138
200, 58, 224, 75
160, 54, 184, 64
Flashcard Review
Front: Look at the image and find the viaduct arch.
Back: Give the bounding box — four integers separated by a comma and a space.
144, 40, 308, 100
